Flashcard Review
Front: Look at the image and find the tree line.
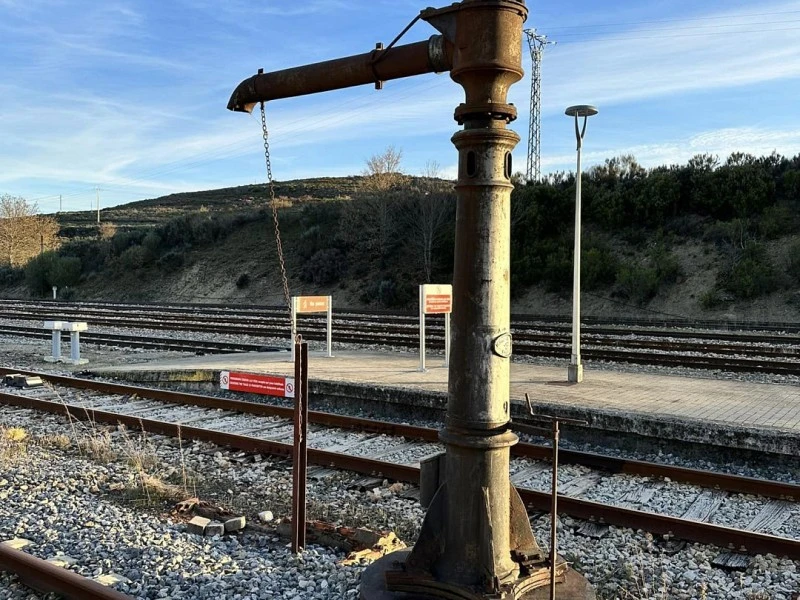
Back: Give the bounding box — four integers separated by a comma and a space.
1, 150, 799, 309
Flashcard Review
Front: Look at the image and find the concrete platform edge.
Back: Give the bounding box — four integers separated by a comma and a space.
87, 367, 797, 456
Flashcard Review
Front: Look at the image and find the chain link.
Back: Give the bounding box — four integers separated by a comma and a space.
260, 102, 292, 324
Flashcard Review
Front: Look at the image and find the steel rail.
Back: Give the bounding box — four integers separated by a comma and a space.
2, 368, 797, 502
1, 321, 797, 375
0, 390, 797, 561
3, 297, 800, 335
4, 304, 800, 346
0, 543, 133, 600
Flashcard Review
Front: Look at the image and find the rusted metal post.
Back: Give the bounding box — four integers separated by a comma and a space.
550, 418, 559, 600
524, 394, 588, 599
291, 335, 308, 553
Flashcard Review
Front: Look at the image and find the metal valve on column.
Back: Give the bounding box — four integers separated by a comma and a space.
227, 1, 595, 598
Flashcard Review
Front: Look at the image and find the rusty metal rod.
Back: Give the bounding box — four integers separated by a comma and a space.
0, 390, 798, 560
227, 36, 452, 111
0, 543, 132, 600
291, 337, 309, 553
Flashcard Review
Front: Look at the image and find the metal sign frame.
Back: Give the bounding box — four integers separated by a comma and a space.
290, 295, 332, 360
419, 284, 452, 372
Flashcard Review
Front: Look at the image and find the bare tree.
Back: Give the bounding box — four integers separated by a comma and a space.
398, 191, 455, 282
363, 146, 404, 191
421, 159, 442, 179
0, 195, 59, 267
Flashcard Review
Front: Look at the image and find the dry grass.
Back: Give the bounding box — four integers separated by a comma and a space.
40, 433, 72, 450
0, 426, 29, 464
77, 429, 116, 463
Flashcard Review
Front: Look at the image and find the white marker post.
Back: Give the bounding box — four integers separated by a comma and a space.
419, 284, 452, 372
291, 295, 332, 361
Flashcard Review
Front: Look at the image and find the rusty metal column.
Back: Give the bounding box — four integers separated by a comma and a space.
431, 0, 526, 590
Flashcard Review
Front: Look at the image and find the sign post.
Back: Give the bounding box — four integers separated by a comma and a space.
291, 295, 332, 360
419, 284, 452, 372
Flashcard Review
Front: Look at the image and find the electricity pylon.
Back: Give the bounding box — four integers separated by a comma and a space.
524, 29, 555, 183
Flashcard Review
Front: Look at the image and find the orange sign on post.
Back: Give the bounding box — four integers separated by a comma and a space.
297, 296, 330, 313
419, 284, 453, 372
291, 295, 333, 359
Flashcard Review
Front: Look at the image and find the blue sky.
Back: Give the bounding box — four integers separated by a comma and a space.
2, 0, 800, 213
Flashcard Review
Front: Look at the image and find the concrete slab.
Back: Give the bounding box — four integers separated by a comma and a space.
89, 349, 800, 456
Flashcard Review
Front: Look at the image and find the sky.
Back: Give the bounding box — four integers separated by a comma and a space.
2, 0, 800, 214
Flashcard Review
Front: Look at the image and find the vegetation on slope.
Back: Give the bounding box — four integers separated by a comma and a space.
1, 151, 799, 319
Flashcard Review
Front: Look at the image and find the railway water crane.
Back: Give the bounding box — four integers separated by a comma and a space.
227, 1, 595, 598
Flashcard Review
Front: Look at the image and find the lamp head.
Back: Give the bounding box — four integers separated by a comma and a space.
565, 104, 598, 118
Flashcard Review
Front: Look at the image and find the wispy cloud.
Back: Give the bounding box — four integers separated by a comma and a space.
3, 0, 800, 210
543, 126, 800, 172
526, 1, 800, 114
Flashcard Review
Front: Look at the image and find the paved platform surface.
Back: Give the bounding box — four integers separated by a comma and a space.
90, 349, 800, 454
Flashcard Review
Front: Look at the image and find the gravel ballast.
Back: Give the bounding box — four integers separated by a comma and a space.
0, 401, 797, 600
0, 335, 799, 599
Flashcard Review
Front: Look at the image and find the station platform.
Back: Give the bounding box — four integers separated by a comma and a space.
88, 350, 800, 456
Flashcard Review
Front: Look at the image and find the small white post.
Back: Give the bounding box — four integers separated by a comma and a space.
326, 295, 333, 358
419, 285, 426, 372
64, 322, 88, 365
290, 297, 298, 362
43, 321, 64, 362
52, 286, 57, 300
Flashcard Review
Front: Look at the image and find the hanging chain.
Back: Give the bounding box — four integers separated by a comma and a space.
260, 101, 292, 323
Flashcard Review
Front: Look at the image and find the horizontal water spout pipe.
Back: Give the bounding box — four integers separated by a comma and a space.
227, 35, 452, 112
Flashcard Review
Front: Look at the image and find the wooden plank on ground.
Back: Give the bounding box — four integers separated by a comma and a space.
680, 489, 727, 522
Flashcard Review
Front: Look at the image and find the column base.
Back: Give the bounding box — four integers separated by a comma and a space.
359, 549, 595, 600
567, 363, 583, 383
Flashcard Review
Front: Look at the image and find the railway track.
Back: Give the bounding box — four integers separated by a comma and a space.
0, 543, 132, 600
1, 368, 797, 561
0, 324, 277, 354
1, 304, 798, 374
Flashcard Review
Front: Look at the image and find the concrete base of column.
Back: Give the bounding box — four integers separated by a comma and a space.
567, 363, 583, 383
359, 549, 595, 600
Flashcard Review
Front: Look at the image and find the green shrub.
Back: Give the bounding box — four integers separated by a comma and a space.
582, 245, 618, 290
236, 273, 251, 288
156, 250, 185, 272
49, 256, 82, 288
615, 263, 660, 306
0, 265, 24, 286
119, 245, 153, 270
110, 230, 146, 255
699, 288, 724, 309
784, 239, 800, 283
142, 231, 162, 252
759, 204, 798, 239
650, 243, 681, 284
24, 253, 57, 296
722, 242, 778, 299
300, 249, 347, 285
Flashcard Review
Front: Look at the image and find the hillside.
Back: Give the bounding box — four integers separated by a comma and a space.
4, 159, 800, 324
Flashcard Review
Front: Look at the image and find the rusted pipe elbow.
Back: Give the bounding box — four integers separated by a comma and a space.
227, 35, 452, 112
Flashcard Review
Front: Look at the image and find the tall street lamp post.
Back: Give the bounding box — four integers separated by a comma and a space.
565, 104, 598, 384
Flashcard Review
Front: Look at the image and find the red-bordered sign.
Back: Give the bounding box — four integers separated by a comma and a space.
219, 370, 295, 398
